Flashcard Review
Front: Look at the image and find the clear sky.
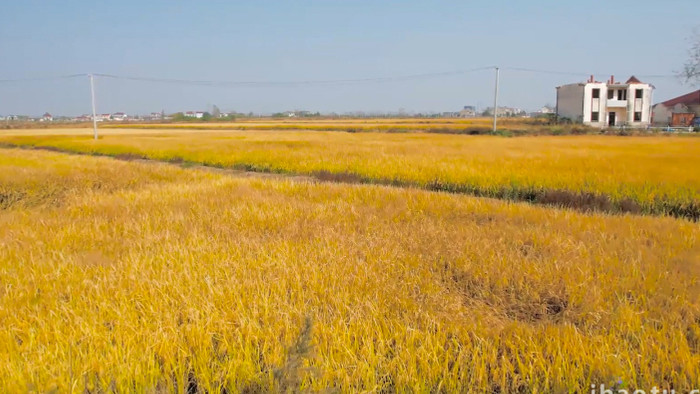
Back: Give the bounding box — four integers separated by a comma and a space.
1, 0, 698, 116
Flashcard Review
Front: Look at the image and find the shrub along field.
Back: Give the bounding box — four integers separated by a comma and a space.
1, 131, 698, 219
0, 147, 698, 392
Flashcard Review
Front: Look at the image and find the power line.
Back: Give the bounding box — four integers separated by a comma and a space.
92, 67, 495, 87
502, 66, 676, 79
634, 74, 678, 79
0, 67, 676, 87
502, 67, 593, 76
0, 74, 86, 83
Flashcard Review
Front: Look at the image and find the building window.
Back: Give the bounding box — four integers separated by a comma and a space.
608, 89, 614, 99
591, 112, 599, 122
617, 90, 627, 100
634, 112, 642, 122
635, 89, 643, 99
592, 88, 600, 99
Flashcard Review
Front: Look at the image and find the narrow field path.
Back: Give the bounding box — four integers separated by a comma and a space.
1, 144, 697, 221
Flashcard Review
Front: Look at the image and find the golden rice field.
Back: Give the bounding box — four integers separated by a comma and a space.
3, 117, 553, 134
100, 117, 550, 134
1, 146, 699, 392
1, 131, 698, 219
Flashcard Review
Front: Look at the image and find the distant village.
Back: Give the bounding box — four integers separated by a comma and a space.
3, 111, 173, 123
0, 106, 554, 123
1, 77, 699, 129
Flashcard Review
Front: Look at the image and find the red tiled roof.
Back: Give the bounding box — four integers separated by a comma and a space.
660, 90, 700, 107
625, 76, 642, 84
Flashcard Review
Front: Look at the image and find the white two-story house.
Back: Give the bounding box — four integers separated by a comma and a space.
556, 75, 653, 127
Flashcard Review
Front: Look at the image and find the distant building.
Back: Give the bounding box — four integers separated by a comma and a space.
539, 106, 555, 114
281, 110, 319, 117
484, 106, 525, 117
111, 112, 128, 121
184, 111, 205, 119
41, 112, 53, 122
530, 106, 556, 118
556, 75, 653, 127
652, 90, 700, 126
458, 106, 477, 117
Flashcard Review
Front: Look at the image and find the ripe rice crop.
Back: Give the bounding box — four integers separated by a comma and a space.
2, 117, 595, 135
100, 117, 560, 134
1, 131, 698, 219
0, 148, 698, 392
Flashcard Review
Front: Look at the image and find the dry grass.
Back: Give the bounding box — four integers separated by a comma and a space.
1, 131, 698, 219
0, 148, 698, 392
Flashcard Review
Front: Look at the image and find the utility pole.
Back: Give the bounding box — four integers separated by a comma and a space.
492, 67, 500, 132
89, 74, 98, 140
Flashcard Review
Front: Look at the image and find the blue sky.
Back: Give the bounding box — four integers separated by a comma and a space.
1, 0, 698, 116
